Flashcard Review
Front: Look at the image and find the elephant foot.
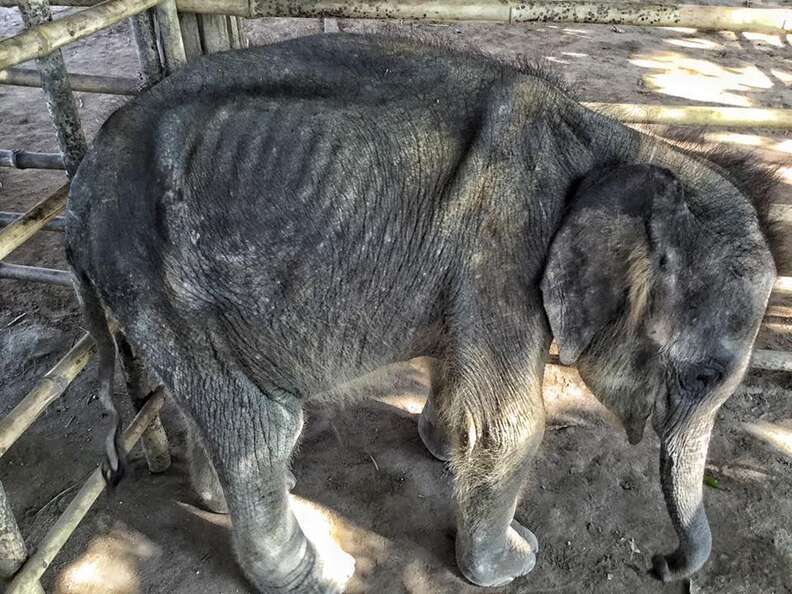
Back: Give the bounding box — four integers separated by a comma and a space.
457, 520, 539, 587
418, 397, 452, 461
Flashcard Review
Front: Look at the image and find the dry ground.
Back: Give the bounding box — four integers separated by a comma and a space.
1, 5, 791, 593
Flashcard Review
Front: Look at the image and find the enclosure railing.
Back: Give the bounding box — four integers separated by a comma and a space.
1, 0, 791, 590
0, 0, 177, 589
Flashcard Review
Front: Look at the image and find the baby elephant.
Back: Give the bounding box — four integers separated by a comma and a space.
66, 34, 777, 592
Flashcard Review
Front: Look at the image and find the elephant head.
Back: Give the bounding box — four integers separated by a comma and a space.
540, 159, 776, 581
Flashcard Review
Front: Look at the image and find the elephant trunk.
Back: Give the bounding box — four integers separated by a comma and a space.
653, 415, 714, 582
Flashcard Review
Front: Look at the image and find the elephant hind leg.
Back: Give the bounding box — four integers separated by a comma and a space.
178, 365, 353, 594
184, 415, 297, 515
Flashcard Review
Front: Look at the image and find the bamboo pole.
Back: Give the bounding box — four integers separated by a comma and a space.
5, 390, 166, 594
199, 13, 232, 54
0, 67, 138, 95
139, 415, 171, 472
1, 0, 788, 34
0, 334, 94, 458
0, 263, 73, 286
228, 15, 246, 48
168, 0, 792, 34
0, 149, 65, 170
0, 184, 68, 260
0, 0, 160, 71
156, 0, 187, 71
584, 102, 792, 129
178, 12, 203, 58
509, 2, 792, 34
0, 213, 65, 232
18, 0, 88, 178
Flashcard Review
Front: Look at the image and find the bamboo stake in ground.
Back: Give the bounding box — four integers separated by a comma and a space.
5, 390, 166, 594
0, 335, 94, 458
156, 0, 187, 71
0, 184, 68, 261
129, 9, 163, 87
18, 0, 88, 177
0, 483, 44, 594
0, 483, 27, 579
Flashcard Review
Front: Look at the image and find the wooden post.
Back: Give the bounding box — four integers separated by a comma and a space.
17, 0, 87, 177
156, 0, 187, 72
0, 483, 44, 593
1, 483, 26, 582
179, 12, 246, 60
128, 9, 163, 87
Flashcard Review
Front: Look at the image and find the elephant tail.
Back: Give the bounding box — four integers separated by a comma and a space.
71, 268, 126, 487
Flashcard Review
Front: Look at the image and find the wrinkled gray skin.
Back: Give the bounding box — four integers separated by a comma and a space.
65, 34, 776, 592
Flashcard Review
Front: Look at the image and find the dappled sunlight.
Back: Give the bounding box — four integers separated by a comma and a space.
175, 500, 231, 527
742, 32, 786, 49
702, 132, 792, 158
292, 495, 352, 565
54, 525, 160, 594
291, 496, 389, 594
630, 51, 774, 106
771, 69, 792, 85
373, 391, 427, 415
709, 461, 772, 484
546, 56, 571, 65
779, 166, 792, 187
542, 363, 618, 429
665, 37, 724, 51
659, 27, 698, 34
742, 421, 792, 458
773, 139, 792, 154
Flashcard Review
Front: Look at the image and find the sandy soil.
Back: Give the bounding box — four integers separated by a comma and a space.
1, 5, 791, 594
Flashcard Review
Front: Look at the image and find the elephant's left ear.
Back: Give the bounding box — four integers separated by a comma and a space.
540, 164, 684, 364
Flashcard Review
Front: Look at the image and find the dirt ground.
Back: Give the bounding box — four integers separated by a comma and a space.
1, 4, 791, 593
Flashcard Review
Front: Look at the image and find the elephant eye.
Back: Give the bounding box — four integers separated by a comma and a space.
658, 253, 668, 272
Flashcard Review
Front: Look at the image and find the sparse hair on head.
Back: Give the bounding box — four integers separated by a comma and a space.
631, 126, 787, 271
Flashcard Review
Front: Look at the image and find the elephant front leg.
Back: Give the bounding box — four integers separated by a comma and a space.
446, 379, 545, 588
453, 440, 542, 587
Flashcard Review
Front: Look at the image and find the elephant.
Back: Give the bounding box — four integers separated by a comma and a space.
65, 33, 778, 592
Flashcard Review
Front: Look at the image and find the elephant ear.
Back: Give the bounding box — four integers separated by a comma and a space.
540, 163, 684, 365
